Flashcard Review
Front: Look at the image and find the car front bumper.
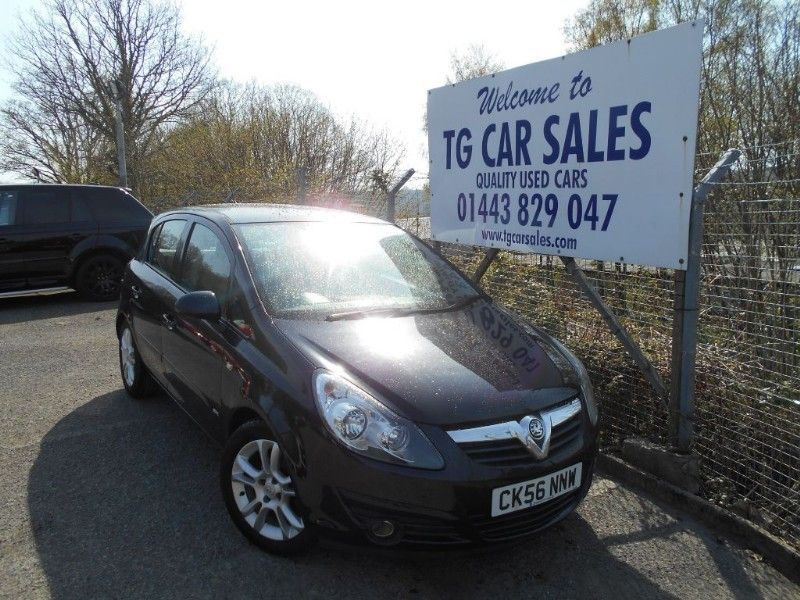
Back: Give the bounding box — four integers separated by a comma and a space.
292, 414, 599, 548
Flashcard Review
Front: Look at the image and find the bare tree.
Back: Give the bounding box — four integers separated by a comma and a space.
143, 82, 404, 209
447, 44, 505, 83
0, 0, 214, 188
564, 0, 660, 50
423, 45, 505, 135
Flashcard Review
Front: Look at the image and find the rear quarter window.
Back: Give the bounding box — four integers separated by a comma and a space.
81, 189, 151, 223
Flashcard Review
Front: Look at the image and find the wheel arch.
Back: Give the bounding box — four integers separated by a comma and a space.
115, 311, 127, 338
226, 406, 265, 438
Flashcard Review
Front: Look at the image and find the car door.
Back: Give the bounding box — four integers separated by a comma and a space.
128, 218, 189, 378
0, 189, 26, 292
161, 218, 234, 437
19, 187, 95, 286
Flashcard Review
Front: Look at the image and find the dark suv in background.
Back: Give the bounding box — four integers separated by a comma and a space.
0, 184, 152, 301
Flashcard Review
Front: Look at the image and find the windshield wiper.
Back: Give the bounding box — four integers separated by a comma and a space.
325, 306, 410, 321
325, 295, 484, 322
393, 294, 483, 317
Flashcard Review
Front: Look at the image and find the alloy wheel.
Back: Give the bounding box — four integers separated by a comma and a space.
120, 328, 136, 387
231, 439, 304, 541
85, 259, 121, 298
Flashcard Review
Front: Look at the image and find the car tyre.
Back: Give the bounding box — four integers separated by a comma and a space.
221, 420, 314, 554
76, 254, 124, 301
118, 321, 157, 398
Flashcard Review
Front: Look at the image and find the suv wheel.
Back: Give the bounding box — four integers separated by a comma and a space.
76, 254, 124, 301
221, 420, 314, 554
118, 321, 157, 398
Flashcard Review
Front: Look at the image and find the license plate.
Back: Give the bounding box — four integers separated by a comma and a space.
491, 463, 582, 517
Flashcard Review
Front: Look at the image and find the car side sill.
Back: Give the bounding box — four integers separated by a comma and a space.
0, 286, 73, 299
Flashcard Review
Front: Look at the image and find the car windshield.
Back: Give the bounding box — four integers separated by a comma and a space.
235, 221, 480, 319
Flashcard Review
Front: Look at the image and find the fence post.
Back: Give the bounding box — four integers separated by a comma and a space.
386, 169, 415, 222
669, 149, 741, 452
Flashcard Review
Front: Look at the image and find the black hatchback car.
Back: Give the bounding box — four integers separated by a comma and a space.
0, 184, 152, 300
116, 204, 599, 553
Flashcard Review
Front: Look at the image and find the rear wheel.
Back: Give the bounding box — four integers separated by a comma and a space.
118, 322, 157, 398
221, 420, 314, 554
75, 254, 124, 301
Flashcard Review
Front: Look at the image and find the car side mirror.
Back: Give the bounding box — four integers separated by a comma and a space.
174, 290, 220, 320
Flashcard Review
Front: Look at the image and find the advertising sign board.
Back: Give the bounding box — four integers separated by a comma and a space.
427, 22, 703, 269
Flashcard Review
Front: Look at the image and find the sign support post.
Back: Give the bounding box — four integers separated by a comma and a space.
472, 248, 500, 283
561, 255, 669, 401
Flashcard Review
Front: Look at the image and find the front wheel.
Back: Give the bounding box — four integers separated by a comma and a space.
118, 322, 157, 398
221, 420, 314, 554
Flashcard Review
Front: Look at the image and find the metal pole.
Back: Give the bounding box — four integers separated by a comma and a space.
472, 248, 500, 283
110, 79, 127, 188
297, 167, 308, 205
562, 256, 669, 401
387, 169, 415, 222
669, 148, 741, 452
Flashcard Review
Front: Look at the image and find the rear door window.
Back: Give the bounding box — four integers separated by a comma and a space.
149, 219, 187, 279
21, 189, 70, 225
0, 191, 18, 226
177, 222, 231, 301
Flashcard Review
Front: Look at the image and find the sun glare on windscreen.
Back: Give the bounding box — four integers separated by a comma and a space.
298, 222, 384, 268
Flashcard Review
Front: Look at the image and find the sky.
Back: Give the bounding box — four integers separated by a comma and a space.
0, 0, 590, 184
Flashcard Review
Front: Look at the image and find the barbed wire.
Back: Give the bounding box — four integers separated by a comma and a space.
709, 178, 800, 186
696, 138, 799, 156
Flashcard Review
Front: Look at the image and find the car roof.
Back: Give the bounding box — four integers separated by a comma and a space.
164, 203, 389, 225
0, 184, 127, 191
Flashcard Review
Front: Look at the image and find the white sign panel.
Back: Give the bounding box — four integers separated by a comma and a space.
427, 22, 703, 269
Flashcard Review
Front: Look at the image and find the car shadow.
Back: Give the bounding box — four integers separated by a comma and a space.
29, 390, 677, 599
0, 291, 115, 325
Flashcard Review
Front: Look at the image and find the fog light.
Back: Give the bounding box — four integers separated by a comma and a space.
370, 520, 395, 538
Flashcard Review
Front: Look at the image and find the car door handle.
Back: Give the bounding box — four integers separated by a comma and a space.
161, 313, 177, 331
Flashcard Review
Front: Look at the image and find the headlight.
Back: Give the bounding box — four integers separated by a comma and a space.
312, 369, 444, 470
549, 339, 599, 425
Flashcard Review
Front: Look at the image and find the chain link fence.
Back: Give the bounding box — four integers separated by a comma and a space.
691, 142, 799, 548
379, 142, 799, 549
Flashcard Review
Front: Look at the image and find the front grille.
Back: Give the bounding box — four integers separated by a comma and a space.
470, 489, 581, 541
458, 414, 583, 468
